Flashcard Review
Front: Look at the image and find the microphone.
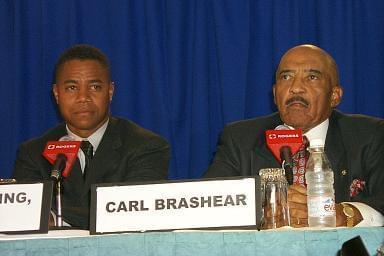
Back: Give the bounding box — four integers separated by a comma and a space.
42, 136, 81, 180
50, 153, 67, 181
265, 125, 303, 184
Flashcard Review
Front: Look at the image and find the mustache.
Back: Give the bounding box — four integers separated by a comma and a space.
285, 96, 309, 107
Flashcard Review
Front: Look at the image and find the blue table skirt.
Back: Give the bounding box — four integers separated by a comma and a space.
1, 227, 383, 256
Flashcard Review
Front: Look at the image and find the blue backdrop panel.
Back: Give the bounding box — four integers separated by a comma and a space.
1, 0, 383, 179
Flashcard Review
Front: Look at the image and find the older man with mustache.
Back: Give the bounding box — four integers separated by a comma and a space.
204, 44, 384, 228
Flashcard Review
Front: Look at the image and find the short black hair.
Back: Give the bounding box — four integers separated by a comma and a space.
53, 44, 111, 83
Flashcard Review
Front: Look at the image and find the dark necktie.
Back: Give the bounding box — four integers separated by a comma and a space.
80, 140, 93, 179
292, 136, 309, 186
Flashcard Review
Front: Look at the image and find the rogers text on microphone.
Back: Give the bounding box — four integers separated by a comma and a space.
47, 144, 78, 150
268, 133, 300, 139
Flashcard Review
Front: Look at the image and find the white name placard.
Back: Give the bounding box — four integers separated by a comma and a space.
0, 181, 52, 233
90, 177, 261, 234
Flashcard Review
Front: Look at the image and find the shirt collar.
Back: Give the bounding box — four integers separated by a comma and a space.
304, 119, 329, 146
284, 118, 329, 146
65, 119, 109, 152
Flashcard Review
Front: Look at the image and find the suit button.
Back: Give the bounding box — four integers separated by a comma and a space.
341, 169, 347, 176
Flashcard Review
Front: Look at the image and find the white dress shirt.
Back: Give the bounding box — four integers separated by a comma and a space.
66, 119, 109, 173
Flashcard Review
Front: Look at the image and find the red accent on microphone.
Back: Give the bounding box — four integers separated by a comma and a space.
265, 129, 303, 163
42, 141, 81, 178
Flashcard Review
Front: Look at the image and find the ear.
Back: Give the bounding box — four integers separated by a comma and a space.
331, 86, 343, 107
109, 82, 115, 102
52, 84, 59, 104
272, 84, 277, 105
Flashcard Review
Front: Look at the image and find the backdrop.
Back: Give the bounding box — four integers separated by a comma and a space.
1, 0, 383, 179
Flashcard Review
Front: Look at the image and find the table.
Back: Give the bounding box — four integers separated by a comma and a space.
0, 227, 383, 256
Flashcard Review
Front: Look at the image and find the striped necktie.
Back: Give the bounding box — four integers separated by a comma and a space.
80, 140, 93, 179
292, 136, 309, 186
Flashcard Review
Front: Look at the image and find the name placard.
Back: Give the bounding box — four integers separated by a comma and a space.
0, 181, 52, 234
90, 177, 261, 234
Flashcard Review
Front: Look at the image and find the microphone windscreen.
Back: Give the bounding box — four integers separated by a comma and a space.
59, 135, 75, 141
275, 124, 291, 130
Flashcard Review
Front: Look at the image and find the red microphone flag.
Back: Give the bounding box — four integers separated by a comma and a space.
42, 141, 81, 178
265, 129, 303, 163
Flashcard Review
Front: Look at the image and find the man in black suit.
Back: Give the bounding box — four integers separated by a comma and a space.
204, 44, 384, 228
12, 44, 170, 229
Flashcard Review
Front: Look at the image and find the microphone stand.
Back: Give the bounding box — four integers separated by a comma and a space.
50, 153, 67, 228
55, 178, 63, 227
280, 146, 293, 185
282, 161, 293, 185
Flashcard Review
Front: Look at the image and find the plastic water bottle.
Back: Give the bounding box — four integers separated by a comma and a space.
305, 139, 336, 227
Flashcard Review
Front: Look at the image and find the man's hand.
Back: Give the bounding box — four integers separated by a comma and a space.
49, 212, 55, 228
288, 185, 308, 227
335, 203, 363, 227
261, 203, 290, 229
261, 184, 307, 229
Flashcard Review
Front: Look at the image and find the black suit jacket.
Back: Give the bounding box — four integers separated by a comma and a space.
204, 110, 384, 214
12, 117, 170, 229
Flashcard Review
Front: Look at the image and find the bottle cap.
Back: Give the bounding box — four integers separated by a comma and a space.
309, 138, 324, 148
